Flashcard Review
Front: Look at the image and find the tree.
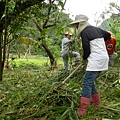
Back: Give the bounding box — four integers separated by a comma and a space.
29, 0, 67, 68
0, 0, 71, 81
99, 1, 120, 63
0, 0, 45, 81
12, 0, 72, 68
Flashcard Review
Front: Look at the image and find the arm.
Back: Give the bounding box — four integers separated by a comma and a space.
100, 29, 111, 41
63, 38, 73, 44
81, 32, 91, 60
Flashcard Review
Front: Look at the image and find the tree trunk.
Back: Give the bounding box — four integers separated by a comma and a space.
4, 44, 10, 69
41, 41, 56, 69
23, 45, 29, 60
0, 0, 45, 81
0, 31, 6, 81
0, 33, 3, 81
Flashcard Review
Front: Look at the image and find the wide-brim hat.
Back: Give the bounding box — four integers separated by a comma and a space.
68, 14, 89, 27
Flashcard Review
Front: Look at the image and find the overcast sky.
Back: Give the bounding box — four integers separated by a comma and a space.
64, 0, 119, 26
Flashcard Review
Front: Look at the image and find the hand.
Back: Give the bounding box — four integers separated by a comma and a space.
70, 40, 75, 43
113, 52, 118, 56
82, 59, 87, 64
81, 59, 87, 69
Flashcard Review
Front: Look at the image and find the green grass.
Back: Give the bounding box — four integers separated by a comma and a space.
13, 56, 63, 66
14, 58, 49, 66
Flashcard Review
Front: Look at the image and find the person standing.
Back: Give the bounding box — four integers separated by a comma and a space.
105, 32, 117, 66
61, 30, 80, 70
68, 14, 111, 116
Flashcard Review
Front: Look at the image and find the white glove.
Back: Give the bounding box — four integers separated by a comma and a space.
113, 52, 118, 56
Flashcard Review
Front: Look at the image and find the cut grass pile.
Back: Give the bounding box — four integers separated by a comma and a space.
0, 57, 120, 120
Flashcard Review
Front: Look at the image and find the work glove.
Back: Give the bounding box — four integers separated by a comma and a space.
81, 59, 87, 69
82, 59, 87, 64
113, 52, 118, 56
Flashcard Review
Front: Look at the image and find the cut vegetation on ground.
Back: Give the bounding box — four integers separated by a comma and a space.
0, 57, 120, 120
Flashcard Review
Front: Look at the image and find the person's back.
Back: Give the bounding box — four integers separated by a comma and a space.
61, 30, 80, 70
81, 25, 110, 71
61, 37, 72, 57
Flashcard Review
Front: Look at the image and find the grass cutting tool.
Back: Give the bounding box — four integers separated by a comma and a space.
56, 63, 83, 89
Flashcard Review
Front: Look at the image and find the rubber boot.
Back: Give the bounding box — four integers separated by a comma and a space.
77, 97, 90, 116
92, 94, 100, 108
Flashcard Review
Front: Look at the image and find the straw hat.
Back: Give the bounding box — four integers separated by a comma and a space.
68, 14, 89, 27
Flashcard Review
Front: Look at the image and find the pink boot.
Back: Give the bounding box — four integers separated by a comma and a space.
77, 97, 90, 116
92, 94, 100, 108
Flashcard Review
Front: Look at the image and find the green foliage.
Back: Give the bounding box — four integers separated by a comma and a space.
8, 0, 73, 59
17, 37, 40, 48
100, 17, 120, 58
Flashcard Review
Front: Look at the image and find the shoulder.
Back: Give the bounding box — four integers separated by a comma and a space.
111, 37, 116, 40
62, 37, 68, 40
82, 25, 100, 33
62, 37, 71, 42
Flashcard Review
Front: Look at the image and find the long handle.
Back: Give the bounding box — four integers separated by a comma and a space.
56, 64, 83, 89
62, 63, 82, 84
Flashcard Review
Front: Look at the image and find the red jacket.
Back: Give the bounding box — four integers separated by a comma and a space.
105, 37, 116, 55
